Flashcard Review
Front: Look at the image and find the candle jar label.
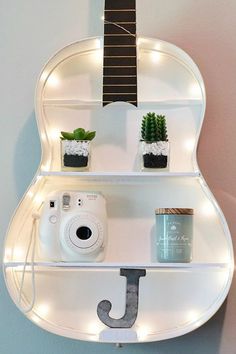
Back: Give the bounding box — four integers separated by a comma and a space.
156, 214, 193, 262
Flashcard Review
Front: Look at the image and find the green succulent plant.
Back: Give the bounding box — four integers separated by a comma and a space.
141, 112, 168, 142
60, 128, 96, 141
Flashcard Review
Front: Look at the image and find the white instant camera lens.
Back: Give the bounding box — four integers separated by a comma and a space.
63, 214, 104, 255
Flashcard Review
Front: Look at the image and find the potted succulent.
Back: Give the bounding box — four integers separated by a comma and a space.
140, 112, 169, 169
60, 128, 96, 171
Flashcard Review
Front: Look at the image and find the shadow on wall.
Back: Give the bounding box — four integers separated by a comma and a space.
14, 111, 41, 199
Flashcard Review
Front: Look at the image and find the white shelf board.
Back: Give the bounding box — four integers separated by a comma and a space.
43, 98, 202, 107
4, 261, 230, 270
40, 171, 200, 178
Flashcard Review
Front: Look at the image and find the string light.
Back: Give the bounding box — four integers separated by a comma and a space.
102, 17, 136, 38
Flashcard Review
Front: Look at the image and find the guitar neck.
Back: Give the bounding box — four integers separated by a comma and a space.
103, 0, 137, 107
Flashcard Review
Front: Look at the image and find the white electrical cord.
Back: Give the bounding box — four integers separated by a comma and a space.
18, 209, 41, 313
104, 20, 136, 39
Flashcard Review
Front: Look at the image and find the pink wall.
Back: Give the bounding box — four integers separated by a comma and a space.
138, 1, 236, 231
137, 0, 236, 349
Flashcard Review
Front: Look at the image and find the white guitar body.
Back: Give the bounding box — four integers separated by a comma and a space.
3, 37, 234, 343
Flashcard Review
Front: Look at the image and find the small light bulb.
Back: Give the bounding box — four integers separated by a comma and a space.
34, 194, 44, 207
184, 138, 195, 151
189, 83, 202, 98
136, 38, 141, 46
101, 15, 104, 21
155, 42, 161, 51
150, 51, 161, 63
41, 162, 50, 171
41, 133, 46, 142
31, 314, 40, 324
88, 321, 104, 334
47, 74, 60, 87
50, 129, 59, 141
137, 325, 150, 340
40, 72, 48, 82
36, 175, 42, 182
186, 310, 200, 322
201, 201, 216, 217
13, 247, 24, 259
27, 191, 33, 198
36, 303, 50, 317
95, 38, 101, 49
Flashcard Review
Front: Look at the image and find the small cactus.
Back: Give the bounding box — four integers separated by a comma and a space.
157, 115, 168, 141
141, 112, 159, 142
141, 113, 168, 142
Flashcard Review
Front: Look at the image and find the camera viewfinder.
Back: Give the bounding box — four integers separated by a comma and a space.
62, 193, 71, 210
50, 201, 55, 208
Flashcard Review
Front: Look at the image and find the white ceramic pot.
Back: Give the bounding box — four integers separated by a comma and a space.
61, 140, 91, 171
140, 141, 169, 169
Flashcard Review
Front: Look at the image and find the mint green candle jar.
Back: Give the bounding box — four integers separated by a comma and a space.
155, 208, 194, 263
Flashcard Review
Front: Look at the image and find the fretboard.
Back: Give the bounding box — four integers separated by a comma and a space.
103, 0, 137, 107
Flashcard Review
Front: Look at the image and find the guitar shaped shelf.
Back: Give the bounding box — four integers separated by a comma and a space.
3, 0, 234, 344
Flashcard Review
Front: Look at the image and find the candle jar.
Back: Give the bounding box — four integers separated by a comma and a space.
155, 208, 194, 263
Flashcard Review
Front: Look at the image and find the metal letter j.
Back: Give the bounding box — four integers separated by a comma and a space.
97, 268, 146, 328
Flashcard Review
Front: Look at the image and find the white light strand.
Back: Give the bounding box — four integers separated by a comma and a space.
18, 217, 36, 313
104, 20, 136, 39
18, 202, 44, 313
